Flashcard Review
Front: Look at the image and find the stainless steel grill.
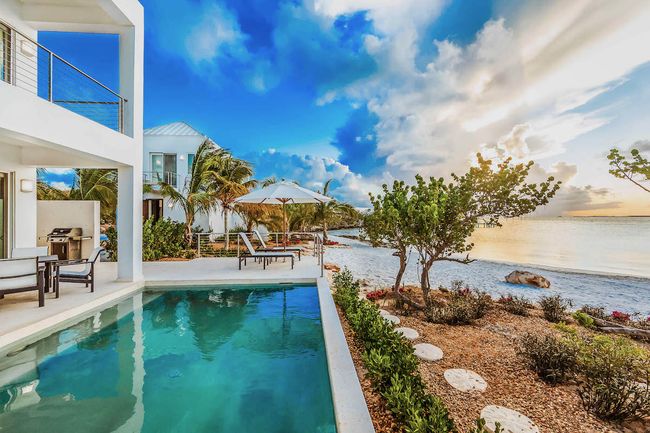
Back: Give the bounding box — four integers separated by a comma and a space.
46, 227, 83, 260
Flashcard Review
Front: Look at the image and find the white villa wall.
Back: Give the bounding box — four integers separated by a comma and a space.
0, 144, 37, 249
0, 0, 144, 281
36, 200, 101, 258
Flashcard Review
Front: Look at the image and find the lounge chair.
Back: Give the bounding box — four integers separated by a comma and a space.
0, 257, 44, 307
238, 233, 294, 270
252, 230, 302, 260
54, 247, 103, 295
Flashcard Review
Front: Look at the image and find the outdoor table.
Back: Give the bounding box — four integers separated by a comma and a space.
38, 255, 59, 294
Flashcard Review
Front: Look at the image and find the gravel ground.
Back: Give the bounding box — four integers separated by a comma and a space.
331, 273, 650, 433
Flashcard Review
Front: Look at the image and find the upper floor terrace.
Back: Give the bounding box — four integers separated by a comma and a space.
0, 0, 143, 168
1, 18, 126, 133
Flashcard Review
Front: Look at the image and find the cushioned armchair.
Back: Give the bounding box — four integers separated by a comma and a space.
54, 247, 104, 295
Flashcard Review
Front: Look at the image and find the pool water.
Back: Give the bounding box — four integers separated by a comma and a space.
0, 286, 337, 433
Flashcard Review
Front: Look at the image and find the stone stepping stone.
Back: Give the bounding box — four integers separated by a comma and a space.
379, 309, 390, 317
480, 405, 539, 433
383, 314, 401, 325
395, 327, 419, 340
444, 369, 487, 392
413, 343, 443, 361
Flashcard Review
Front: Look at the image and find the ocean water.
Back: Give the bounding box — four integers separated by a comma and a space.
328, 217, 650, 315
0, 286, 336, 433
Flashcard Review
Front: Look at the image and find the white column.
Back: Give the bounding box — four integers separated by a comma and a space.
117, 165, 142, 281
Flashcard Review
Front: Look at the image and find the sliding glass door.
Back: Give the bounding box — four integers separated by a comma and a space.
150, 153, 177, 187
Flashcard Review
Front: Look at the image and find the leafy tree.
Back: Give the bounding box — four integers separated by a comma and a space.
408, 155, 560, 305
159, 139, 221, 243
364, 180, 411, 292
608, 147, 650, 193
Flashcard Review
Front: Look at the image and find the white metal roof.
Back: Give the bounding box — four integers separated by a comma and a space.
144, 121, 205, 137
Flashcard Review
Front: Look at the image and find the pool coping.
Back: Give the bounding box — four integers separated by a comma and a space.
0, 277, 375, 433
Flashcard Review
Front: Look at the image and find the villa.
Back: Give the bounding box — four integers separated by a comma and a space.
0, 3, 370, 432
142, 121, 243, 231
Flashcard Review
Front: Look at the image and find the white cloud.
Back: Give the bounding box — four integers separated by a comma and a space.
44, 168, 74, 175
48, 181, 71, 191
185, 3, 248, 65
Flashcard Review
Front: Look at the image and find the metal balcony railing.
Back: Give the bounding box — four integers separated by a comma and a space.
0, 20, 127, 133
143, 171, 181, 188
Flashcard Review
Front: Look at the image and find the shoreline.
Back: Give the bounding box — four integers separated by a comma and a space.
330, 233, 650, 281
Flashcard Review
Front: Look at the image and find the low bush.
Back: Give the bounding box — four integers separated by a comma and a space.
142, 217, 188, 261
539, 295, 572, 323
610, 310, 631, 324
577, 335, 650, 420
519, 333, 579, 384
498, 294, 533, 316
335, 268, 506, 432
579, 305, 606, 320
366, 289, 388, 301
572, 311, 594, 328
427, 287, 492, 325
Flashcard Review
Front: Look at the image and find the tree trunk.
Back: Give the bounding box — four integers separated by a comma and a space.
393, 248, 407, 292
185, 213, 194, 246
323, 219, 328, 244
224, 208, 230, 251
419, 254, 435, 307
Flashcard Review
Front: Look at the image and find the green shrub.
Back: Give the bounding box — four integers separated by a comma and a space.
539, 295, 572, 323
519, 333, 579, 384
579, 304, 606, 320
427, 288, 492, 325
103, 226, 118, 261
572, 311, 594, 329
142, 217, 188, 261
334, 269, 456, 433
498, 294, 533, 316
577, 335, 650, 420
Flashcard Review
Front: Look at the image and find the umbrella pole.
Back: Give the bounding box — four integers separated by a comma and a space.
282, 200, 287, 249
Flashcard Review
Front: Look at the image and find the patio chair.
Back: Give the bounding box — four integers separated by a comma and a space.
252, 230, 302, 260
0, 257, 44, 307
54, 247, 104, 295
238, 233, 294, 270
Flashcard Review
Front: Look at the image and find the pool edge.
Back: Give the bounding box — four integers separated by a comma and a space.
317, 277, 375, 433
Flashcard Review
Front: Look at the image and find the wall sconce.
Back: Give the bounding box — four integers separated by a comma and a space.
20, 179, 35, 193
179, 154, 185, 161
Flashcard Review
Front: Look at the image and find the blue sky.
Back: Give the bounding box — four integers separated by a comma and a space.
39, 0, 650, 215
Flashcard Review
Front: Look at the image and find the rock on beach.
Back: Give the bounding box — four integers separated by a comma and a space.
505, 270, 550, 288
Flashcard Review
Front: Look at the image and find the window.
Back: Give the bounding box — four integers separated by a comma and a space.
0, 24, 10, 84
187, 154, 195, 174
150, 153, 177, 187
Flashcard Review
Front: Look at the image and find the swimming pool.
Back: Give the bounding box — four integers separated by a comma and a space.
0, 285, 337, 432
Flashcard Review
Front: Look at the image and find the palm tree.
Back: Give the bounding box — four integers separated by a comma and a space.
313, 179, 361, 242
212, 156, 256, 249
159, 139, 221, 243
234, 178, 280, 232
37, 168, 118, 223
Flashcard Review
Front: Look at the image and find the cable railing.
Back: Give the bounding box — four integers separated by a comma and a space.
142, 171, 181, 188
195, 231, 325, 277
0, 20, 127, 133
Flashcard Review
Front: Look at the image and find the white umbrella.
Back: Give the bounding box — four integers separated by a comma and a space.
235, 181, 332, 243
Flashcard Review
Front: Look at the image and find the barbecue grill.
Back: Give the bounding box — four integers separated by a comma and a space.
46, 227, 83, 260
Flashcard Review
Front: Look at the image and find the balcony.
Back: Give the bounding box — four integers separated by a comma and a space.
0, 20, 126, 134
143, 171, 183, 189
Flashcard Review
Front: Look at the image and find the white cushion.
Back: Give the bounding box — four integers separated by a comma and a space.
11, 247, 48, 258
0, 275, 37, 290
0, 259, 36, 278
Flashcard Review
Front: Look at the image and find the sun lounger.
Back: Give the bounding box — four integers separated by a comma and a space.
238, 233, 294, 270
252, 230, 302, 260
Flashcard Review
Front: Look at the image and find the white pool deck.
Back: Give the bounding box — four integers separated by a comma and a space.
0, 256, 375, 433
